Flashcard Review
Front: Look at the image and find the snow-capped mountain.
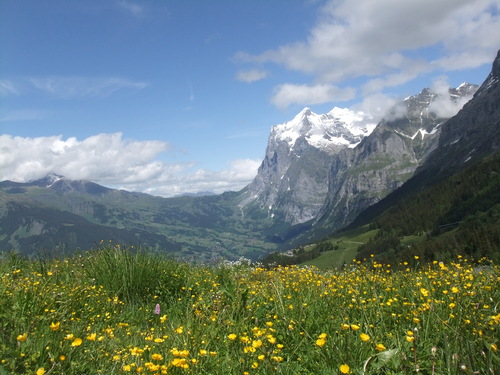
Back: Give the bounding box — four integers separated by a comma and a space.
240, 82, 478, 233
272, 107, 376, 153
239, 107, 377, 225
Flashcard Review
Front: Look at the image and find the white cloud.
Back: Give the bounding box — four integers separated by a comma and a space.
236, 69, 268, 83
139, 158, 261, 197
236, 0, 500, 108
351, 93, 401, 124
428, 77, 475, 118
0, 133, 260, 197
271, 83, 356, 109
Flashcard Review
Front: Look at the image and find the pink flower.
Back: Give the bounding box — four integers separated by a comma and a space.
154, 303, 161, 314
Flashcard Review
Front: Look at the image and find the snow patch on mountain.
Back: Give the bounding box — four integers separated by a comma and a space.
395, 124, 442, 140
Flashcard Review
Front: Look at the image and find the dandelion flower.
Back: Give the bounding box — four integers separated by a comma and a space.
36, 368, 45, 375
350, 324, 360, 331
375, 343, 386, 351
227, 333, 237, 340
49, 322, 60, 331
71, 338, 83, 347
340, 364, 350, 373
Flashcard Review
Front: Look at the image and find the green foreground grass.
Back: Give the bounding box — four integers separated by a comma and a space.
1, 245, 499, 374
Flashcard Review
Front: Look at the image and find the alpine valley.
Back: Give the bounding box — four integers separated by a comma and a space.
2, 51, 500, 263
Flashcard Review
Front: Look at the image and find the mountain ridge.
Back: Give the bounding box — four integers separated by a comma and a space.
2, 47, 499, 261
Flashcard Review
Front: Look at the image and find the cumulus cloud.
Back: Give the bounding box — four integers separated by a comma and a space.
235, 0, 500, 109
0, 133, 260, 197
271, 83, 356, 109
236, 69, 268, 83
139, 158, 262, 197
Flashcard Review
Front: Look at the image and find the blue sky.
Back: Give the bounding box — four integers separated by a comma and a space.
1, 0, 499, 196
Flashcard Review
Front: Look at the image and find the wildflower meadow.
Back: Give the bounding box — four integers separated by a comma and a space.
1, 245, 499, 374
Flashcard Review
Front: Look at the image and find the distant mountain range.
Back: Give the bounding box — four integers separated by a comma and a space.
1, 50, 499, 262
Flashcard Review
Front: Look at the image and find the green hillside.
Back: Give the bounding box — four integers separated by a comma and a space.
289, 152, 500, 268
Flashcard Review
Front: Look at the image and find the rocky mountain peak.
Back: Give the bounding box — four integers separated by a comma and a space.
271, 106, 376, 155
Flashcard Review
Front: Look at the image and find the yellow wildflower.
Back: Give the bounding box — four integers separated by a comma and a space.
17, 333, 27, 342
340, 364, 350, 373
406, 335, 415, 343
252, 339, 263, 348
316, 338, 326, 347
151, 353, 163, 361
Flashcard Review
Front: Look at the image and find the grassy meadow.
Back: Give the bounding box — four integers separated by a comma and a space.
1, 244, 499, 374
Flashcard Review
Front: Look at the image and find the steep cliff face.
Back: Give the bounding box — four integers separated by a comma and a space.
240, 107, 375, 224
313, 83, 478, 234
417, 51, 500, 181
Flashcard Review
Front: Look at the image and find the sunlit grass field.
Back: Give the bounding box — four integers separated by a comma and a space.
1, 245, 499, 374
